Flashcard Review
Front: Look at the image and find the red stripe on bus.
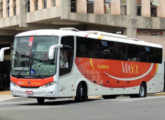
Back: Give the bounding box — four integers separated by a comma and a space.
11, 76, 54, 87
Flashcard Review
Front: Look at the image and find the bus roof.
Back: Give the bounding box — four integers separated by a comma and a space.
16, 29, 162, 49
16, 29, 77, 37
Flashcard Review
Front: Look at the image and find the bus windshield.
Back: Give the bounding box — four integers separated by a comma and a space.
11, 36, 58, 78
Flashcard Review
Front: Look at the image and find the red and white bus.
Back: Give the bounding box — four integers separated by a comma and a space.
1, 28, 163, 104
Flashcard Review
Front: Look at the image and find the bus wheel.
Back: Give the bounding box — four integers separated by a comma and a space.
138, 83, 147, 97
75, 83, 88, 102
130, 83, 147, 98
102, 95, 117, 99
37, 98, 45, 105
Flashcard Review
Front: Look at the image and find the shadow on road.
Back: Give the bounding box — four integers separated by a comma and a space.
17, 99, 100, 106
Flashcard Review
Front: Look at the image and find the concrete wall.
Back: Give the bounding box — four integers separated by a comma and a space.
47, 0, 54, 8
2, 0, 165, 19
157, 0, 165, 18
38, 0, 44, 10
111, 0, 120, 15
94, 0, 104, 14
56, 0, 60, 6
30, 0, 36, 12
9, 0, 14, 16
16, 0, 20, 15
3, 0, 7, 18
77, 0, 87, 13
142, 0, 151, 17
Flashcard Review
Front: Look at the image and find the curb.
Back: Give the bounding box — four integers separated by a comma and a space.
0, 91, 11, 95
151, 92, 165, 96
89, 96, 102, 99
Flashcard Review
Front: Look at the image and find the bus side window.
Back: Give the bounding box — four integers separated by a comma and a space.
59, 36, 74, 76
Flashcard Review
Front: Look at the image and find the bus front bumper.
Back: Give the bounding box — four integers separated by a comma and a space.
10, 83, 59, 98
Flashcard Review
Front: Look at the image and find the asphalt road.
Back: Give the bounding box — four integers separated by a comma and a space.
0, 96, 165, 120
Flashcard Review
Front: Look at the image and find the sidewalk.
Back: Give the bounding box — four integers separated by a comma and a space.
151, 92, 165, 96
0, 91, 14, 102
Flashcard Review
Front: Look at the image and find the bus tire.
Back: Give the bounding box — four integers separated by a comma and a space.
37, 98, 45, 105
102, 95, 117, 99
75, 82, 88, 102
138, 83, 147, 97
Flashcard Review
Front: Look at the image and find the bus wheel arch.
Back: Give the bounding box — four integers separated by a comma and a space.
130, 82, 147, 98
75, 81, 88, 102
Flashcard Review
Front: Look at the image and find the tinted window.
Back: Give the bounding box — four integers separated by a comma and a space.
60, 36, 74, 76
76, 37, 162, 63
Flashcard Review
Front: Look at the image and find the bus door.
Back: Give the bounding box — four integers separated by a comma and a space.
58, 36, 74, 97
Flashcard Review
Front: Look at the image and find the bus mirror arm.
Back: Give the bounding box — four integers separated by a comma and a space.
48, 44, 63, 60
0, 47, 10, 62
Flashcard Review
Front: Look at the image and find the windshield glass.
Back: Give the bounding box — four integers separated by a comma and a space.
11, 36, 58, 78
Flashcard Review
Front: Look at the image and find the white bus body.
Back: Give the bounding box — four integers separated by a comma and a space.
9, 29, 164, 104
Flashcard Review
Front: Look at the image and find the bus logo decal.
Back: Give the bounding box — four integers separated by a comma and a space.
105, 63, 153, 81
122, 62, 139, 74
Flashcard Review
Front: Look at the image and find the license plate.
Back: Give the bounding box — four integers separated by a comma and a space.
25, 91, 33, 95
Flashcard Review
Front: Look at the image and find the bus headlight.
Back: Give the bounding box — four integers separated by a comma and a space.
42, 81, 56, 88
11, 82, 20, 88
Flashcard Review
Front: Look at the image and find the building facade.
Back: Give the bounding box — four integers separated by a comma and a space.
0, 0, 165, 56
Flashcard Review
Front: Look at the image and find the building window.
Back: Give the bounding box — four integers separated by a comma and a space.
151, 0, 159, 17
104, 0, 111, 13
87, 0, 94, 13
35, 0, 38, 10
52, 0, 56, 6
120, 0, 126, 15
136, 0, 141, 16
71, 0, 76, 12
26, 0, 30, 12
13, 0, 16, 15
7, 0, 10, 17
151, 5, 157, 17
43, 0, 47, 8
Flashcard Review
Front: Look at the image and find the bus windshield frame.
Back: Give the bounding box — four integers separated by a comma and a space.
11, 36, 59, 78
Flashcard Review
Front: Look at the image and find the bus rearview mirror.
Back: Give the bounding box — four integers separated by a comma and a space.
48, 44, 63, 60
0, 47, 10, 62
